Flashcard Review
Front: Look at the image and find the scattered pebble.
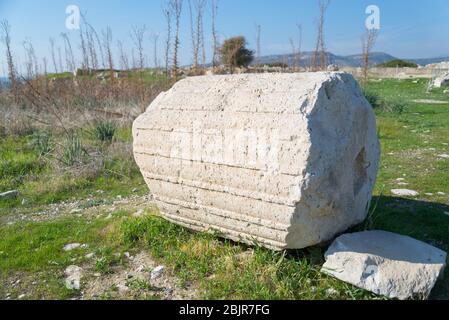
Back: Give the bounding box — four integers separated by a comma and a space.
63, 243, 82, 251
63, 243, 88, 251
437, 154, 449, 159
325, 288, 338, 296
391, 189, 419, 197
151, 266, 165, 280
437, 192, 446, 196
85, 253, 95, 259
65, 265, 83, 290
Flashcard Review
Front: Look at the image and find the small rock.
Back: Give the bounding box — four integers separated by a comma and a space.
322, 231, 447, 300
396, 178, 406, 182
21, 198, 28, 205
150, 266, 165, 280
132, 188, 139, 193
325, 288, 338, 296
397, 182, 409, 186
0, 190, 19, 200
65, 265, 83, 290
117, 283, 129, 293
437, 192, 446, 196
391, 189, 419, 197
136, 265, 146, 273
425, 193, 434, 196
437, 154, 449, 159
63, 243, 83, 251
163, 287, 174, 295
85, 253, 95, 259
70, 209, 82, 214
18, 294, 26, 299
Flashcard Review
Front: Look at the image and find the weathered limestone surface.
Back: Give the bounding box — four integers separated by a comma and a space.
133, 72, 381, 250
322, 231, 447, 300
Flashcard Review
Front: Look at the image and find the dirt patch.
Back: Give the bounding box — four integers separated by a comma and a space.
82, 251, 198, 300
1, 194, 155, 225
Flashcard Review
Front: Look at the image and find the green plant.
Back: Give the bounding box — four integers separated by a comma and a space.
30, 131, 53, 156
363, 88, 406, 114
93, 121, 117, 143
61, 135, 85, 166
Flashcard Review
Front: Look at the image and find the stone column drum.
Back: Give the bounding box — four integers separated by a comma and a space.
133, 72, 380, 250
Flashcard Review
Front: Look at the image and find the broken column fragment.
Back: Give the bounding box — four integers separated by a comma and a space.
133, 72, 381, 250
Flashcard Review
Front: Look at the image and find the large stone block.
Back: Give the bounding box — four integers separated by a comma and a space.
133, 72, 380, 250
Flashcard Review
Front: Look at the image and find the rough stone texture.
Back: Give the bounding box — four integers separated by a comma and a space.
133, 72, 380, 250
433, 73, 449, 88
321, 231, 447, 300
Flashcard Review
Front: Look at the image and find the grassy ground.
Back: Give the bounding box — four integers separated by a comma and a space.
0, 77, 448, 300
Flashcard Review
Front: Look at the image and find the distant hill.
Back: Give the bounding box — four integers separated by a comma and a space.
253, 51, 448, 68
408, 56, 449, 66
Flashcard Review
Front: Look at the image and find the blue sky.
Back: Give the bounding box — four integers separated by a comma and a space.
1, 0, 449, 75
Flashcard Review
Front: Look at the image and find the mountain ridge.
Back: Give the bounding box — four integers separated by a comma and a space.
254, 51, 449, 67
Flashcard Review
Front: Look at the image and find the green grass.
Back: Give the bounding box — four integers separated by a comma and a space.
0, 126, 146, 215
120, 214, 378, 300
0, 216, 123, 299
0, 77, 448, 300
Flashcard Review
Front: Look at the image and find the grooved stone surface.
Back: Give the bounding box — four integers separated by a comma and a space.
133, 72, 381, 249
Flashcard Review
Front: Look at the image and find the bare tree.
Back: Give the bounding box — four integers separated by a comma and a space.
81, 16, 101, 69
312, 0, 330, 71
57, 46, 64, 72
296, 23, 302, 71
117, 40, 129, 70
79, 26, 90, 69
61, 32, 76, 72
170, 0, 183, 77
163, 4, 172, 75
289, 37, 297, 71
151, 33, 160, 69
102, 27, 114, 76
188, 0, 197, 68
49, 37, 58, 73
199, 2, 206, 67
211, 0, 219, 68
131, 25, 147, 70
361, 28, 378, 83
23, 40, 39, 79
255, 24, 261, 66
0, 20, 17, 95
188, 0, 205, 70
